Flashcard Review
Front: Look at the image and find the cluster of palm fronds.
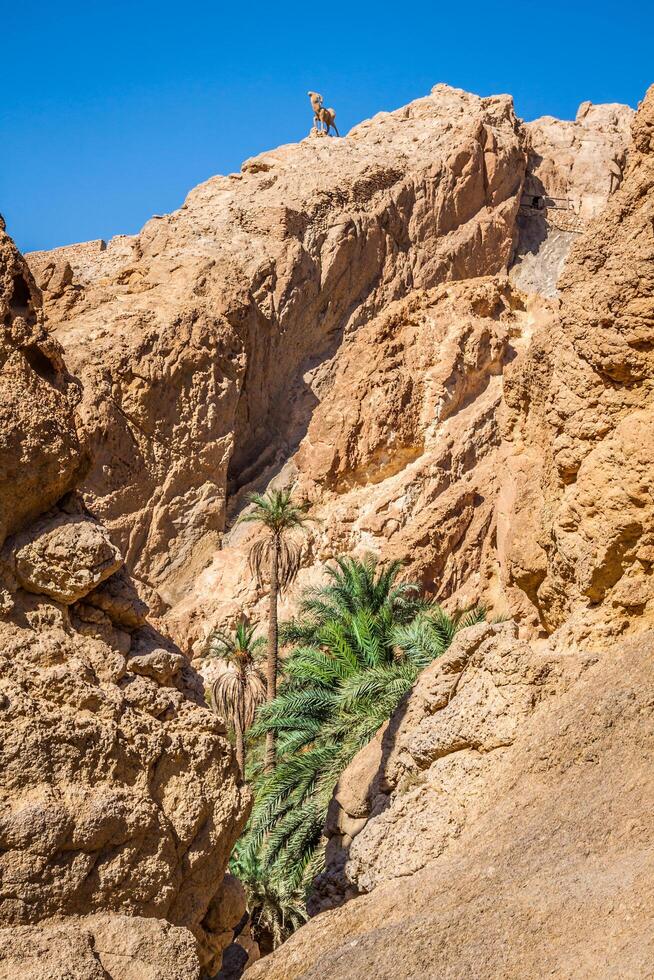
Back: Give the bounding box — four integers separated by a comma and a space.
236, 555, 485, 908
205, 492, 486, 950
230, 848, 308, 955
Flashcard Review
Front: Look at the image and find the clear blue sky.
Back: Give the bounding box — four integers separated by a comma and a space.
2, 0, 651, 253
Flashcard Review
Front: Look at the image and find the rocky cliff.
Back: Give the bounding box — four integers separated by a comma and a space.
244, 84, 654, 979
502, 84, 654, 638
0, 230, 253, 977
12, 79, 653, 978
27, 85, 525, 626
25, 85, 637, 658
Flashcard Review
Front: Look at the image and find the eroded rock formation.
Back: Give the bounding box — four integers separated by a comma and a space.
0, 231, 88, 550
244, 84, 654, 979
501, 84, 654, 638
0, 228, 252, 977
11, 81, 653, 977
28, 85, 526, 620
511, 101, 633, 296
168, 274, 535, 652
25, 84, 640, 657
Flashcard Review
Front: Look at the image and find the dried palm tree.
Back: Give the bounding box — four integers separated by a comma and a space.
207, 621, 266, 776
238, 489, 311, 771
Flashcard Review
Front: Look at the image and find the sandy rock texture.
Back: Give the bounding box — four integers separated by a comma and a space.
247, 625, 654, 979
28, 84, 526, 613
0, 914, 202, 980
25, 86, 637, 658
278, 86, 650, 648
0, 229, 88, 549
7, 79, 653, 979
167, 273, 535, 651
12, 510, 123, 603
501, 84, 654, 637
0, 229, 252, 977
314, 622, 560, 907
511, 101, 633, 296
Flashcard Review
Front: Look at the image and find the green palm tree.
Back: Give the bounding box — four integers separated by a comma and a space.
241, 555, 485, 890
280, 553, 427, 646
230, 847, 308, 954
238, 489, 311, 772
207, 621, 266, 776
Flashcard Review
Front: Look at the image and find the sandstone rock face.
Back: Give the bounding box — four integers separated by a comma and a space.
316, 622, 554, 905
246, 87, 654, 978
29, 85, 526, 613
8, 80, 653, 979
511, 101, 633, 296
12, 511, 123, 603
0, 230, 252, 977
0, 915, 202, 980
279, 86, 648, 648
25, 86, 638, 659
167, 274, 533, 652
501, 84, 654, 637
0, 229, 88, 549
247, 626, 654, 979
0, 574, 251, 978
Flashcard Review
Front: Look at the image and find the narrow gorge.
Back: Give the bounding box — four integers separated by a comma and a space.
1, 80, 652, 977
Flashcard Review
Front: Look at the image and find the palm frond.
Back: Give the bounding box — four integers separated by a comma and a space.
231, 847, 309, 950
212, 663, 266, 730
454, 604, 487, 630
233, 552, 488, 942
337, 661, 417, 711
206, 620, 267, 744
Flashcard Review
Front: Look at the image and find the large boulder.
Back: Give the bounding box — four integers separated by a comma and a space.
12, 511, 122, 603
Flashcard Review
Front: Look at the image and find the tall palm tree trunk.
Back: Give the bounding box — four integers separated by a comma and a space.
234, 720, 245, 778
265, 536, 279, 772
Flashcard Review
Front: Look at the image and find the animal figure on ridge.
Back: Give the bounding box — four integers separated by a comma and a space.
308, 91, 340, 137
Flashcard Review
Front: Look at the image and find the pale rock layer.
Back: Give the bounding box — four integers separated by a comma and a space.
511, 100, 633, 296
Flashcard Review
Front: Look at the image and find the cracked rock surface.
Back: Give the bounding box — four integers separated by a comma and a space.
0, 226, 252, 978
